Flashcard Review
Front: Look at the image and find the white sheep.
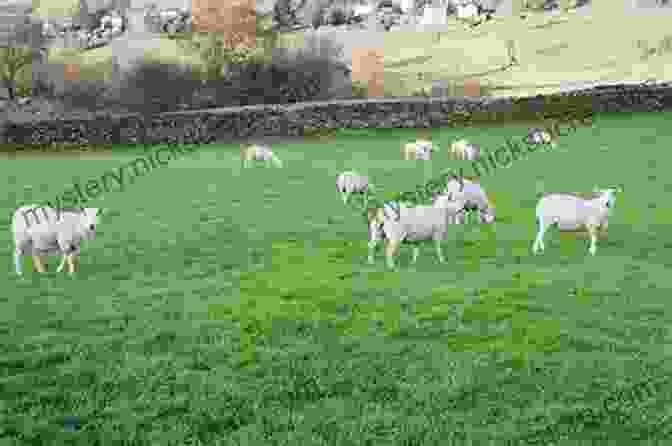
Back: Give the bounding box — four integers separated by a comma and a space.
241, 144, 283, 168
525, 128, 557, 148
12, 206, 102, 275
532, 187, 621, 256
402, 139, 436, 161
336, 171, 374, 205
441, 176, 496, 224
367, 198, 466, 269
449, 139, 481, 161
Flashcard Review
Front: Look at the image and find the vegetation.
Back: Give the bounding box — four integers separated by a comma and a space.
2, 113, 671, 444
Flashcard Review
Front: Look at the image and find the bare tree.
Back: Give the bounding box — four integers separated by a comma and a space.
0, 12, 45, 101
273, 0, 308, 28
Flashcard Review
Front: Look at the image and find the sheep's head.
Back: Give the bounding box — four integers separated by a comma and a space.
481, 206, 496, 223
593, 187, 619, 209
80, 208, 102, 240
443, 175, 465, 200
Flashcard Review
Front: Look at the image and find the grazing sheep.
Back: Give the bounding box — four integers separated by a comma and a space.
525, 128, 557, 148
532, 187, 622, 256
12, 206, 102, 275
241, 144, 283, 168
449, 139, 481, 161
336, 171, 375, 205
402, 139, 436, 161
367, 198, 466, 269
441, 176, 496, 224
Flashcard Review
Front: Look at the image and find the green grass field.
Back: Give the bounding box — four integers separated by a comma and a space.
2, 112, 672, 444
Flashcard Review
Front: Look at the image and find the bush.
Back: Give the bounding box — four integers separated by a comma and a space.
207, 33, 346, 107
328, 7, 348, 25
351, 81, 368, 98
57, 78, 111, 111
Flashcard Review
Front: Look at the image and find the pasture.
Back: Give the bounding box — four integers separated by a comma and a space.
2, 112, 672, 444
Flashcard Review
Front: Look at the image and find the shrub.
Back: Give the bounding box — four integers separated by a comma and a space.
328, 7, 348, 25
351, 80, 368, 98
112, 59, 202, 144
208, 33, 345, 106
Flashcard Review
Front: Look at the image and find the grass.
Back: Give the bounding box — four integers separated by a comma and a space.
2, 112, 672, 444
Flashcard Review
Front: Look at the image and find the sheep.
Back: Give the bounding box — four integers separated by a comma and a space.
441, 175, 496, 224
241, 144, 283, 168
336, 171, 375, 205
402, 139, 436, 161
367, 198, 467, 269
532, 187, 622, 256
449, 139, 481, 161
12, 206, 102, 275
525, 128, 557, 148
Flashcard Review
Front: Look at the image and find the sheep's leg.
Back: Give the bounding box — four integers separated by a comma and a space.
434, 239, 445, 264
67, 255, 77, 274
587, 224, 598, 256
533, 219, 548, 254
367, 240, 377, 264
14, 251, 23, 275
33, 255, 47, 273
411, 246, 420, 264
385, 240, 400, 269
56, 254, 67, 273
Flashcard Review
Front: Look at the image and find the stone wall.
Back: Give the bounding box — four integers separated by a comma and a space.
3, 81, 672, 147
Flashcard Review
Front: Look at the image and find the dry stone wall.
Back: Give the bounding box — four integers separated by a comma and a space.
3, 81, 672, 147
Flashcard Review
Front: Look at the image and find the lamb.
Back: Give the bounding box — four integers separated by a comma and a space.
12, 206, 102, 275
336, 171, 374, 205
402, 139, 436, 161
441, 175, 496, 224
532, 187, 622, 256
525, 128, 557, 148
449, 139, 481, 161
241, 144, 283, 168
367, 198, 466, 269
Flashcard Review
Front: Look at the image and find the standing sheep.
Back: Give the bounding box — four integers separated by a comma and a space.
241, 144, 283, 168
441, 176, 496, 224
532, 187, 622, 256
525, 128, 557, 148
449, 139, 481, 161
336, 171, 375, 205
402, 139, 436, 161
12, 206, 102, 275
367, 198, 467, 269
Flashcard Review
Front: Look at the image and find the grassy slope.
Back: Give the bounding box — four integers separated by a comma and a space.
286, 8, 672, 97
2, 113, 672, 444
34, 2, 672, 96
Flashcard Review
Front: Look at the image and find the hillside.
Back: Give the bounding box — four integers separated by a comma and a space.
14, 0, 672, 97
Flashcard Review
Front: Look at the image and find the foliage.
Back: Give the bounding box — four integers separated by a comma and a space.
113, 60, 202, 144
177, 6, 280, 81
351, 80, 368, 98
273, 0, 308, 28
0, 15, 45, 101
328, 7, 348, 25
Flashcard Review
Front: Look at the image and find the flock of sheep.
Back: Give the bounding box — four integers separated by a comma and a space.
9, 128, 620, 275
333, 129, 620, 269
